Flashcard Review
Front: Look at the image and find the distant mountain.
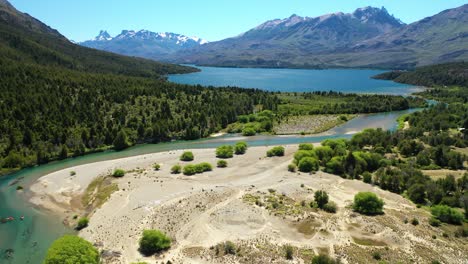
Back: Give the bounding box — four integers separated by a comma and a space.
80, 30, 208, 60
0, 0, 195, 78
171, 5, 468, 69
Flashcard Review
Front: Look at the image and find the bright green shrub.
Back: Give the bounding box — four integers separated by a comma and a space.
112, 169, 125, 177
353, 192, 384, 215
180, 151, 194, 161
216, 145, 234, 158
44, 235, 99, 264
234, 142, 248, 155
431, 205, 464, 225
298, 157, 319, 172
139, 229, 171, 256
267, 146, 285, 157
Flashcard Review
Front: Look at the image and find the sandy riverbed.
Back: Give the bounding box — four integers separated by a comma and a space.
30, 145, 468, 264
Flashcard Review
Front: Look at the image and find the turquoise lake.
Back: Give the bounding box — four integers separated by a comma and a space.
169, 66, 422, 94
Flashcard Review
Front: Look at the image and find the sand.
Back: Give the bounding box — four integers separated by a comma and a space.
30, 145, 468, 264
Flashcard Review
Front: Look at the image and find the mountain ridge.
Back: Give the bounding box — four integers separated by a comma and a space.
80, 29, 208, 61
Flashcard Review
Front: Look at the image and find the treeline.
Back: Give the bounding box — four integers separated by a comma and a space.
293, 102, 467, 214
373, 62, 468, 88
277, 91, 427, 116
0, 61, 278, 172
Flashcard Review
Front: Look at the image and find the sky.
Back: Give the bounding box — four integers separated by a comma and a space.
8, 0, 468, 42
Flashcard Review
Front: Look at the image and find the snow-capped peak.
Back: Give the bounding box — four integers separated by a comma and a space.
94, 30, 113, 41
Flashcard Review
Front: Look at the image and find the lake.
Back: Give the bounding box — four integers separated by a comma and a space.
169, 66, 421, 95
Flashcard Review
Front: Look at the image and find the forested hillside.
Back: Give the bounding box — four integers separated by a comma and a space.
0, 60, 277, 172
0, 0, 278, 174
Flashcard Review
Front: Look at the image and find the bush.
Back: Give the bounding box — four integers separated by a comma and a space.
372, 251, 381, 260
234, 141, 248, 155
112, 169, 125, 177
353, 192, 384, 215
429, 217, 441, 227
44, 235, 99, 264
266, 146, 285, 157
298, 143, 314, 150
287, 163, 297, 172
284, 245, 293, 260
183, 165, 197, 176
180, 151, 194, 161
311, 254, 338, 264
298, 157, 319, 172
407, 183, 426, 204
224, 241, 236, 255
242, 127, 256, 136
76, 217, 89, 230
70, 171, 76, 176
16, 185, 23, 191
171, 164, 182, 174
314, 190, 329, 209
153, 164, 161, 171
293, 150, 316, 164
431, 205, 464, 225
217, 160, 228, 168
323, 202, 337, 213
216, 145, 234, 158
411, 218, 419, 225
362, 172, 372, 184
139, 229, 171, 256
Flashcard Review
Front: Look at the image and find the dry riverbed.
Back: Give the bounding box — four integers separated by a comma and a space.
30, 145, 467, 264
274, 115, 355, 135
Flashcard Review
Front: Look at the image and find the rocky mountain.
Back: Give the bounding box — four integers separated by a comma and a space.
171, 5, 468, 69
80, 30, 208, 60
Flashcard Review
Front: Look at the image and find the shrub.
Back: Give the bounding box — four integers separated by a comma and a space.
311, 254, 338, 264
266, 146, 285, 157
171, 164, 182, 174
298, 143, 314, 150
372, 251, 381, 260
407, 184, 426, 204
217, 160, 228, 168
234, 141, 248, 155
284, 245, 293, 260
362, 172, 372, 184
76, 217, 89, 230
216, 145, 234, 158
112, 169, 125, 177
287, 163, 296, 172
323, 202, 337, 213
411, 218, 419, 226
183, 165, 197, 176
224, 241, 236, 255
293, 150, 316, 164
44, 235, 99, 264
353, 192, 384, 215
314, 190, 329, 209
70, 171, 76, 176
139, 229, 171, 256
16, 185, 23, 191
242, 127, 256, 136
153, 164, 161, 171
429, 217, 441, 227
180, 151, 194, 161
298, 157, 319, 172
431, 205, 464, 225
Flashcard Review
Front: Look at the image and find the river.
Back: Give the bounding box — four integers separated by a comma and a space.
0, 66, 423, 263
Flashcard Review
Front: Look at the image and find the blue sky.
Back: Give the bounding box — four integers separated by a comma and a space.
9, 0, 467, 42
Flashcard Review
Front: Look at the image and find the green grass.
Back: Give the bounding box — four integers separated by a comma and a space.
82, 176, 119, 209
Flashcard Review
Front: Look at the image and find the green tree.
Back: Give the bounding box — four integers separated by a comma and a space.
298, 157, 319, 172
407, 184, 426, 204
353, 192, 384, 215
44, 235, 99, 264
314, 190, 329, 209
267, 146, 285, 157
139, 229, 171, 256
431, 205, 464, 225
113, 130, 130, 151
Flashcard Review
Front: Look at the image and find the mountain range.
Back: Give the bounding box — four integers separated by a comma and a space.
170, 5, 468, 69
80, 30, 208, 60
79, 5, 467, 69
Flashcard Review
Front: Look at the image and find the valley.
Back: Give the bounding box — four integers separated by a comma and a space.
0, 0, 467, 264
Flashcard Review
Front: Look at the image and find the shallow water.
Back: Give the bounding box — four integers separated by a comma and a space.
0, 107, 421, 263
169, 66, 422, 95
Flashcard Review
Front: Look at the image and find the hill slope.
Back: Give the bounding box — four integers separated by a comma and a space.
0, 1, 196, 78
172, 5, 468, 69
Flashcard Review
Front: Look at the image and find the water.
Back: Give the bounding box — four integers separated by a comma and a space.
169, 66, 422, 95
0, 107, 421, 263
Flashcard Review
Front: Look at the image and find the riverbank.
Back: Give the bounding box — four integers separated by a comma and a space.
29, 145, 467, 263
